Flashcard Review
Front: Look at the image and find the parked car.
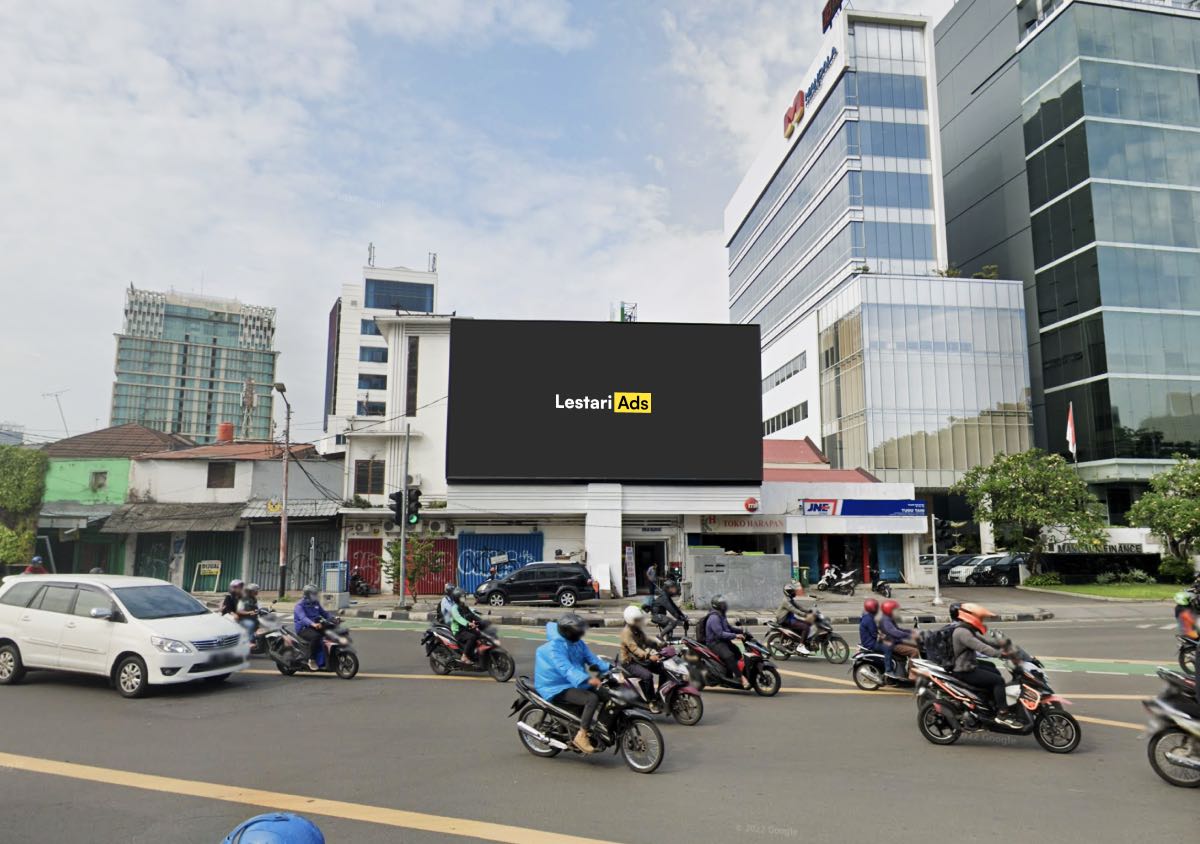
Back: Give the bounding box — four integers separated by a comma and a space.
0, 574, 249, 698
937, 554, 979, 584
946, 554, 1001, 584
968, 554, 1025, 587
473, 562, 598, 608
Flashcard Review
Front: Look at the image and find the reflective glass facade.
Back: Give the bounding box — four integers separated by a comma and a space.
364, 279, 434, 312
819, 276, 1032, 486
728, 19, 939, 340
110, 289, 277, 443
1020, 1, 1200, 464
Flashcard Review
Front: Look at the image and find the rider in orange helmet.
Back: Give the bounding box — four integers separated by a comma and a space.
951, 603, 1021, 728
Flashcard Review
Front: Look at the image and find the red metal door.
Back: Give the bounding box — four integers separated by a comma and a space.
347, 539, 383, 592
413, 538, 458, 598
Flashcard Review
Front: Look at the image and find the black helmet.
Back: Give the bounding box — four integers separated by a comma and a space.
664, 578, 679, 595
710, 595, 728, 613
302, 584, 319, 601
948, 601, 962, 621
783, 584, 796, 598
556, 612, 587, 642
444, 583, 455, 597
451, 587, 465, 602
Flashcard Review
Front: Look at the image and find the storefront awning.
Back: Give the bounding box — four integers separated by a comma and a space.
242, 499, 341, 520
101, 502, 245, 533
38, 503, 116, 530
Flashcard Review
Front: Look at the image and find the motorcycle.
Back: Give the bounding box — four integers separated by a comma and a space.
1178, 635, 1196, 675
1143, 667, 1200, 788
421, 622, 515, 682
871, 577, 893, 599
814, 564, 856, 596
267, 617, 360, 679
679, 632, 781, 696
651, 614, 691, 643
348, 571, 372, 597
852, 646, 921, 691
248, 606, 280, 656
912, 647, 1081, 753
508, 670, 666, 773
618, 646, 704, 726
765, 606, 850, 664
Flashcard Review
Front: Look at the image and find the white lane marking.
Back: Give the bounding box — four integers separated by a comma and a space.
1136, 624, 1154, 629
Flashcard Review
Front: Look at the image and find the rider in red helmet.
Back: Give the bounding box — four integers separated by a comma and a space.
859, 598, 882, 653
878, 599, 920, 681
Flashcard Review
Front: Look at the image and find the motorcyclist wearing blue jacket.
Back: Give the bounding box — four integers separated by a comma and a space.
535, 613, 610, 753
859, 598, 882, 653
295, 584, 336, 670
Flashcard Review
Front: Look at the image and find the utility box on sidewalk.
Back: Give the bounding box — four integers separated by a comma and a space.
321, 560, 350, 610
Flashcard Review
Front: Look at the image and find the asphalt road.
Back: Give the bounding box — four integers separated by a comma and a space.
0, 608, 1192, 844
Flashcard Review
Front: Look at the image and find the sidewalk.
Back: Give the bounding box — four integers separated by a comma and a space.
338, 585, 1054, 627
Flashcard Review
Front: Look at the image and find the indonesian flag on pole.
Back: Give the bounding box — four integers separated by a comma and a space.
1066, 401, 1077, 460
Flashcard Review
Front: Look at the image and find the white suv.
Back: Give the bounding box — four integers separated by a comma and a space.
0, 574, 249, 697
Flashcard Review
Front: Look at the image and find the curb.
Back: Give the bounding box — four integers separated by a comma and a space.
1016, 585, 1169, 603
345, 608, 1055, 625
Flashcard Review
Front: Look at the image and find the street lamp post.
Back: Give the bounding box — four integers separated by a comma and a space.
274, 383, 291, 601
930, 514, 943, 606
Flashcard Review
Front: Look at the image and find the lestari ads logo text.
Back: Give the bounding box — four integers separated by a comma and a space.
554, 392, 652, 414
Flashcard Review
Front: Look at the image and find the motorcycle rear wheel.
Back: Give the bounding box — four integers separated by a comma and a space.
917, 702, 961, 745
276, 662, 298, 676
335, 651, 360, 680
752, 665, 782, 697
670, 692, 703, 726
518, 707, 562, 758
822, 635, 850, 665
853, 661, 884, 691
429, 648, 453, 676
765, 632, 791, 661
1148, 727, 1200, 787
1179, 647, 1196, 675
487, 650, 515, 683
1034, 710, 1081, 753
620, 716, 665, 773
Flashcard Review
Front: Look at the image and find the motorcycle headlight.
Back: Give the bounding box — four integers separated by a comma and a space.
151, 636, 192, 654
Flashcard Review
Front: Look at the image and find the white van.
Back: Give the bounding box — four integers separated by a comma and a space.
0, 574, 249, 697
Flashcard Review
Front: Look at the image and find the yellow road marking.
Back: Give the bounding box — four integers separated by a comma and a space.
706, 686, 906, 697
1059, 693, 1149, 701
1074, 715, 1144, 731
776, 668, 858, 687
244, 669, 491, 682
1040, 655, 1162, 666
0, 751, 625, 844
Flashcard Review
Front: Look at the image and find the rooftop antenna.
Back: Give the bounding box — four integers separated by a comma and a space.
428, 252, 438, 273
367, 242, 376, 268
42, 389, 70, 437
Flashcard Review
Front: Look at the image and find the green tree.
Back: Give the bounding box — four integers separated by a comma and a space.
972, 264, 1000, 279
385, 534, 452, 600
0, 446, 47, 565
952, 449, 1106, 573
1128, 456, 1200, 579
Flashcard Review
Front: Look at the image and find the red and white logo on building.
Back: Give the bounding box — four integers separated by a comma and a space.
744, 497, 760, 513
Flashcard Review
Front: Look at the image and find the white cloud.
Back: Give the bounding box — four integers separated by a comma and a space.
0, 0, 718, 439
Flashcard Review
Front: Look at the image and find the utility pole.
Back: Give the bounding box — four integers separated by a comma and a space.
930, 513, 943, 606
42, 390, 70, 437
398, 422, 411, 608
274, 383, 291, 600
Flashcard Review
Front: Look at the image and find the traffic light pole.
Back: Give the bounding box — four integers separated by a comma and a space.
397, 422, 411, 608
930, 514, 942, 606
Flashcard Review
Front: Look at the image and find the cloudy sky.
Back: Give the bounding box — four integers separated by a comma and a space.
1, 0, 951, 442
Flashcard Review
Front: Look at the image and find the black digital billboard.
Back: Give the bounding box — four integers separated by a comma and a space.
446, 319, 763, 483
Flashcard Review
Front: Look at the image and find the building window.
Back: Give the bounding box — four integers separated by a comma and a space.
762, 352, 806, 394
364, 279, 434, 312
89, 471, 108, 492
356, 401, 386, 417
405, 336, 420, 416
763, 401, 809, 435
206, 461, 236, 489
360, 319, 381, 336
358, 373, 387, 390
359, 346, 388, 363
354, 460, 385, 495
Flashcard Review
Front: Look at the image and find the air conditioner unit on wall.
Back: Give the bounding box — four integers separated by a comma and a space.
384, 521, 397, 532
426, 519, 451, 535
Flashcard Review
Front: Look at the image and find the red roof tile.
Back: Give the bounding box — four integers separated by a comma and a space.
42, 424, 193, 458
763, 467, 878, 483
136, 442, 317, 461
762, 437, 828, 466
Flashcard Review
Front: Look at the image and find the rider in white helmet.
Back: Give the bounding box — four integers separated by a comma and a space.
619, 605, 665, 709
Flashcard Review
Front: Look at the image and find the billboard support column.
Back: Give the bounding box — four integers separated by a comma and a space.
585, 484, 623, 598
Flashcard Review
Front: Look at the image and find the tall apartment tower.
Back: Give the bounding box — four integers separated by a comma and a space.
936, 0, 1200, 521
726, 6, 1033, 492
110, 286, 277, 443
322, 263, 438, 453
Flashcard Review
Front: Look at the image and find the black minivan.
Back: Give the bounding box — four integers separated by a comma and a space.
473, 562, 598, 608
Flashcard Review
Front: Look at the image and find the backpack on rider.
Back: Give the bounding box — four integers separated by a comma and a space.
922, 622, 960, 670
695, 610, 717, 645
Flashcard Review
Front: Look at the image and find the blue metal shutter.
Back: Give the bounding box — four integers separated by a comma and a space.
457, 533, 545, 594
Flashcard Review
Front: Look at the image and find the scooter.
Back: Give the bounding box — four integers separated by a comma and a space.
764, 606, 850, 664
1143, 667, 1200, 788
912, 647, 1081, 753
651, 614, 691, 643
617, 646, 704, 726
814, 564, 857, 596
422, 622, 515, 682
871, 577, 893, 599
509, 670, 666, 773
851, 645, 920, 691
1178, 635, 1196, 675
679, 632, 781, 696
267, 618, 359, 679
349, 571, 372, 597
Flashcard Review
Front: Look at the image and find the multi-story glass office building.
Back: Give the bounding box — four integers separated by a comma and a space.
937, 0, 1200, 520
110, 287, 277, 443
726, 7, 1032, 489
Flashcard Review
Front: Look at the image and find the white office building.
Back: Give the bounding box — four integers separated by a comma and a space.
726, 7, 1033, 492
